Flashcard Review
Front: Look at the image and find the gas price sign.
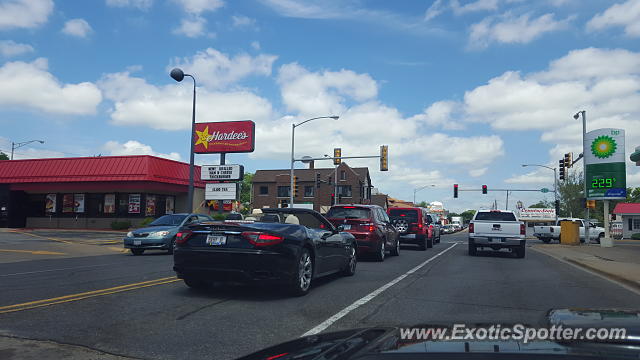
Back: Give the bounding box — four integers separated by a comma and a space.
585, 128, 626, 200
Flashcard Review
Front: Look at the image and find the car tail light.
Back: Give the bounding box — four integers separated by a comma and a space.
469, 223, 474, 233
175, 230, 193, 244
418, 223, 423, 229
520, 224, 526, 235
242, 232, 284, 247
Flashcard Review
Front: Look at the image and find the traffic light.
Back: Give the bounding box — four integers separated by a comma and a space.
293, 176, 299, 197
333, 148, 341, 165
555, 200, 560, 216
316, 173, 321, 188
586, 200, 596, 209
380, 145, 388, 171
564, 153, 572, 168
331, 193, 335, 205
482, 185, 487, 194
453, 184, 458, 198
559, 159, 565, 181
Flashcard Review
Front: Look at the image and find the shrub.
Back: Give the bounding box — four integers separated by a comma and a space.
111, 220, 132, 230
632, 233, 640, 240
140, 217, 155, 226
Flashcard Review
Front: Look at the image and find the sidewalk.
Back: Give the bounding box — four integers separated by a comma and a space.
532, 242, 640, 291
0, 335, 135, 360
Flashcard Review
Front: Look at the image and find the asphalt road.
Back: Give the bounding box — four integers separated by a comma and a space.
1, 230, 639, 360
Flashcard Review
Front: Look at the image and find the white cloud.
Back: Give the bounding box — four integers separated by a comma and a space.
103, 140, 182, 161
469, 167, 488, 177
277, 63, 377, 116
106, 0, 153, 10
258, 0, 346, 19
169, 48, 277, 89
469, 12, 572, 49
505, 170, 554, 184
0, 58, 102, 115
99, 71, 273, 131
0, 0, 53, 30
173, 15, 209, 38
424, 0, 445, 21
173, 0, 224, 14
62, 18, 93, 38
420, 133, 504, 166
409, 100, 465, 130
251, 41, 261, 50
232, 15, 256, 27
452, 0, 500, 15
587, 0, 640, 37
0, 40, 34, 57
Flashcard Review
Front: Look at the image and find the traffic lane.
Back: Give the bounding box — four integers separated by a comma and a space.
325, 231, 640, 332
0, 238, 453, 360
0, 252, 175, 307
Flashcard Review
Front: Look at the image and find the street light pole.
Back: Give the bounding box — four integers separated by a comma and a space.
413, 184, 435, 205
170, 68, 197, 212
521, 164, 558, 223
10, 140, 45, 160
574, 110, 589, 244
289, 116, 339, 207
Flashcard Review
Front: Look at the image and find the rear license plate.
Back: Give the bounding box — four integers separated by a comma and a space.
206, 235, 227, 246
343, 224, 351, 230
133, 240, 142, 246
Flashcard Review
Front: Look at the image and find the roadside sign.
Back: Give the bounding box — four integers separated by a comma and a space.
540, 188, 549, 193
584, 128, 626, 200
201, 164, 244, 181
194, 120, 255, 154
205, 183, 237, 200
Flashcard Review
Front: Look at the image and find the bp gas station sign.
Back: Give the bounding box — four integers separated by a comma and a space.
585, 128, 626, 200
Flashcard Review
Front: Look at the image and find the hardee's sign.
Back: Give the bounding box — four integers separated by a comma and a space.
193, 120, 255, 154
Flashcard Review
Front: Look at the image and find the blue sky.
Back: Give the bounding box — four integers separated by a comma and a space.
1, 0, 640, 212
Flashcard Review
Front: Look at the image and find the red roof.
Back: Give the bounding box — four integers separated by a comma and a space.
0, 155, 204, 187
613, 203, 640, 215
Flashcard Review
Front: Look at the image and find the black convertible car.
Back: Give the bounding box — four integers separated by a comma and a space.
173, 208, 358, 296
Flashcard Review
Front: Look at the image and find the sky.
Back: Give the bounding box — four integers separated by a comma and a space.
1, 0, 640, 212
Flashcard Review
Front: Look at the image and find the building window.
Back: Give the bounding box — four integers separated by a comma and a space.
337, 185, 352, 197
259, 186, 269, 195
634, 218, 640, 230
304, 186, 314, 197
277, 186, 290, 198
340, 170, 346, 181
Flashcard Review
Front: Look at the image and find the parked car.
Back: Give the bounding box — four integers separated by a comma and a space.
533, 218, 605, 243
123, 213, 212, 255
173, 208, 357, 296
468, 210, 526, 258
326, 204, 399, 261
387, 207, 434, 250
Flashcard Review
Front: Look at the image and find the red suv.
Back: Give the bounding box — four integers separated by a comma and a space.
387, 207, 434, 250
326, 204, 399, 262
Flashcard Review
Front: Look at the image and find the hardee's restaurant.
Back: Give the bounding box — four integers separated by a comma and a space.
0, 120, 255, 229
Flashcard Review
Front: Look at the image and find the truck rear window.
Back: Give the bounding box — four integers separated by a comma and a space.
327, 207, 370, 219
475, 212, 517, 221
388, 209, 419, 222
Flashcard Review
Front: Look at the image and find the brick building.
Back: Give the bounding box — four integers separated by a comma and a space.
252, 163, 372, 213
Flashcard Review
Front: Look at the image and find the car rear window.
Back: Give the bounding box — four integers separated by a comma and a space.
474, 212, 517, 221
327, 207, 371, 219
388, 209, 419, 221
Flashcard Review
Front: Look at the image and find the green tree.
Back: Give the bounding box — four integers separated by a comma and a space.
529, 200, 553, 208
558, 170, 585, 219
239, 172, 253, 214
415, 201, 428, 208
0, 152, 8, 160
459, 210, 476, 223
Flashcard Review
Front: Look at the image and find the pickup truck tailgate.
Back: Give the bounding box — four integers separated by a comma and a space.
473, 221, 523, 239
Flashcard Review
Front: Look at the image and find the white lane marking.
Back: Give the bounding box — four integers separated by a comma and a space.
0, 263, 115, 277
302, 243, 458, 336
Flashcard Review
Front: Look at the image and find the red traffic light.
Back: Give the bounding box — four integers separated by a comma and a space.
453, 184, 458, 198
482, 185, 487, 194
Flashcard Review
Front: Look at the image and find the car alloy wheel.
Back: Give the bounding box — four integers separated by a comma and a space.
343, 245, 357, 276
375, 241, 385, 261
298, 250, 313, 292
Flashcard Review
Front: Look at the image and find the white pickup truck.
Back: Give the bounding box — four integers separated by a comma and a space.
468, 210, 526, 258
533, 219, 605, 243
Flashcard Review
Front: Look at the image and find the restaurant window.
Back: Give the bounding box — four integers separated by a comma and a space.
337, 185, 352, 197
259, 186, 269, 195
634, 218, 640, 230
87, 194, 105, 216
128, 194, 141, 214
104, 194, 116, 215
277, 186, 290, 198
61, 194, 85, 214
304, 186, 314, 197
340, 170, 346, 181
117, 194, 129, 215
27, 194, 46, 217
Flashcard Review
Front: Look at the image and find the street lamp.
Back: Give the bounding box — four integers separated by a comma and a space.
11, 140, 44, 160
290, 116, 339, 206
413, 184, 436, 205
170, 67, 197, 212
522, 164, 558, 222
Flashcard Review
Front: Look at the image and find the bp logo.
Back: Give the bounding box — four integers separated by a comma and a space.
591, 135, 617, 159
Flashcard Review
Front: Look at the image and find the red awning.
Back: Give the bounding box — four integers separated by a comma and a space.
612, 203, 640, 215
0, 155, 204, 188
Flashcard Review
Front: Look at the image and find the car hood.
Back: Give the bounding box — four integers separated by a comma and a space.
131, 225, 177, 234
238, 309, 640, 360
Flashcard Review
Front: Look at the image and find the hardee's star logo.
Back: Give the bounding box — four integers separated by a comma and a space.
195, 126, 211, 149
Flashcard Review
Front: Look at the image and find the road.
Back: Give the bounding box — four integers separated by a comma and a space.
1, 229, 639, 359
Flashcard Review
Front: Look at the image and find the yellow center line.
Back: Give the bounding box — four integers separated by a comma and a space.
0, 276, 180, 314
0, 249, 66, 255
9, 231, 73, 244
